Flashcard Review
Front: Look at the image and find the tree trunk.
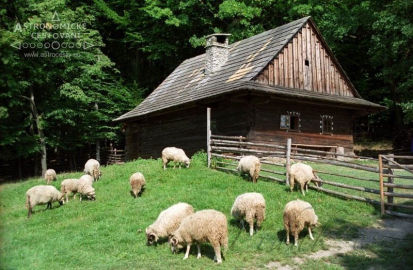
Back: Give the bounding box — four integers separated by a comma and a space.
28, 88, 47, 176
94, 102, 100, 162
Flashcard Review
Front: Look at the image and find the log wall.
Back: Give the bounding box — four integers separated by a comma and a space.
255, 22, 354, 97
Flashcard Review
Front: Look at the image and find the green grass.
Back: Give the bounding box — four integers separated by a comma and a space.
0, 152, 382, 269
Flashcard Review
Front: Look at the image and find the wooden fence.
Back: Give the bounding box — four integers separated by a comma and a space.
106, 149, 125, 165
207, 133, 413, 218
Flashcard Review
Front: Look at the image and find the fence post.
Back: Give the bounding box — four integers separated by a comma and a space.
386, 154, 394, 210
286, 138, 291, 186
378, 155, 385, 216
207, 107, 211, 168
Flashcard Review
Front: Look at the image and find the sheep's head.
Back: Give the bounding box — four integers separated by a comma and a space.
58, 193, 65, 205
145, 227, 158, 245
311, 214, 319, 227
93, 168, 101, 181
169, 233, 183, 253
85, 186, 96, 200
184, 158, 190, 168
312, 171, 323, 187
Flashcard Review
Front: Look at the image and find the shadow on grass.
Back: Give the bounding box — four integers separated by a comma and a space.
326, 234, 413, 270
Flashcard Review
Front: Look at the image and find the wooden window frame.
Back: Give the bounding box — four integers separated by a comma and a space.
320, 115, 333, 135
280, 111, 301, 132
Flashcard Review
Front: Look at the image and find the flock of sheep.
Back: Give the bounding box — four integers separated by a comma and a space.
25, 146, 321, 264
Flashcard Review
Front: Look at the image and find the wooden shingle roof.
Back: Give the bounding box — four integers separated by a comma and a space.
115, 17, 383, 121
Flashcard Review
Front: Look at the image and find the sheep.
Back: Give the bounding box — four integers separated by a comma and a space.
283, 199, 319, 246
130, 172, 146, 198
60, 178, 79, 203
237, 155, 261, 183
83, 159, 102, 181
44, 169, 57, 184
288, 162, 321, 196
77, 175, 96, 201
169, 209, 228, 264
26, 185, 64, 218
161, 147, 190, 170
146, 202, 194, 245
231, 192, 266, 236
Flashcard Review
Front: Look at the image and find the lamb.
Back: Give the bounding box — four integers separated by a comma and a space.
169, 209, 228, 264
161, 147, 190, 170
26, 185, 64, 218
146, 202, 194, 245
231, 192, 266, 236
44, 169, 57, 184
283, 199, 319, 246
77, 175, 96, 201
288, 162, 321, 196
130, 172, 146, 198
83, 159, 102, 181
237, 155, 261, 183
60, 178, 79, 203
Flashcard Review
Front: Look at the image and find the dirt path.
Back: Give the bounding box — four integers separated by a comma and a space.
266, 218, 413, 269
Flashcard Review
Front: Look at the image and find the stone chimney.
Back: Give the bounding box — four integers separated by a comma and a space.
205, 33, 231, 75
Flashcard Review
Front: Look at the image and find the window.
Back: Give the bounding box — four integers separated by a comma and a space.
280, 111, 301, 132
320, 115, 333, 134
305, 59, 310, 66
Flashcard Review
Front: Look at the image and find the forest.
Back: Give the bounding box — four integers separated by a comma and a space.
0, 0, 412, 180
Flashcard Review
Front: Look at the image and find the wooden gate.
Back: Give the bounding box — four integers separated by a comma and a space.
379, 155, 413, 218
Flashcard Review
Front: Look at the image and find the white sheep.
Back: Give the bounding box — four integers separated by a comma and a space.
146, 202, 194, 245
169, 209, 228, 264
288, 162, 321, 196
283, 199, 319, 246
130, 172, 146, 198
60, 178, 79, 203
44, 169, 57, 184
231, 192, 266, 236
237, 155, 261, 183
161, 147, 190, 170
84, 159, 102, 181
26, 185, 64, 218
77, 175, 96, 201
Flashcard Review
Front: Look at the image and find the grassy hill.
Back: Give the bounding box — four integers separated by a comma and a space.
0, 152, 380, 269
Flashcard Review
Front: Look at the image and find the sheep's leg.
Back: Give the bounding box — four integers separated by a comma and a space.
246, 213, 255, 236
308, 226, 314, 240
213, 245, 222, 264
289, 175, 295, 192
183, 244, 191, 260
240, 219, 245, 229
294, 232, 299, 246
197, 244, 201, 259
305, 182, 309, 192
27, 207, 32, 218
300, 183, 305, 196
249, 222, 254, 236
179, 162, 181, 169
285, 226, 290, 245
162, 159, 168, 170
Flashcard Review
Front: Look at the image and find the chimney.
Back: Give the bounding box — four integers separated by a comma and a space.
205, 33, 231, 75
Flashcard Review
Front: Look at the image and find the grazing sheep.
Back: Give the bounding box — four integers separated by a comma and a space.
231, 192, 266, 236
77, 175, 96, 201
288, 163, 321, 196
237, 155, 261, 183
161, 147, 190, 170
283, 199, 319, 246
146, 202, 194, 245
44, 169, 57, 184
170, 209, 228, 264
26, 185, 64, 218
60, 178, 79, 203
130, 172, 146, 198
84, 159, 102, 181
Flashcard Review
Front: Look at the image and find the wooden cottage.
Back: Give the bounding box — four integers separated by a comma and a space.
115, 17, 384, 160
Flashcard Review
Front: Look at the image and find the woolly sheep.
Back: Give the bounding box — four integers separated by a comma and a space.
161, 147, 190, 170
170, 209, 228, 264
288, 163, 321, 196
231, 192, 266, 236
237, 155, 261, 183
77, 175, 96, 201
26, 185, 64, 218
60, 178, 79, 203
44, 169, 57, 184
84, 159, 102, 181
146, 202, 194, 245
283, 199, 319, 246
130, 172, 146, 198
